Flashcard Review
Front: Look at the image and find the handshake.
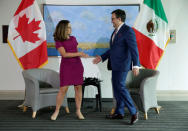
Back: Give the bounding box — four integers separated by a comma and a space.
79, 52, 101, 65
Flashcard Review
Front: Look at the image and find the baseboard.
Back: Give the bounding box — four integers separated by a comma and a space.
0, 90, 25, 100
0, 90, 188, 101
157, 90, 188, 101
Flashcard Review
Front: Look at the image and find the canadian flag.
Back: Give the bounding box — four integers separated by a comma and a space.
8, 0, 48, 70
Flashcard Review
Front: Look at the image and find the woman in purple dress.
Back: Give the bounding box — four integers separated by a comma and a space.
51, 20, 88, 121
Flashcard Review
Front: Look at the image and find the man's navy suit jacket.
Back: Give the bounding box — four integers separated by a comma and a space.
101, 24, 140, 71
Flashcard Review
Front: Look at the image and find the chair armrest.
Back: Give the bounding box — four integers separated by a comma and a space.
126, 71, 133, 86
46, 70, 60, 89
22, 72, 41, 109
139, 75, 159, 108
140, 76, 158, 94
22, 72, 40, 95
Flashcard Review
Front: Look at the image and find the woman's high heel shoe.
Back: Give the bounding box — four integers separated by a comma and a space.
76, 112, 85, 120
51, 111, 59, 121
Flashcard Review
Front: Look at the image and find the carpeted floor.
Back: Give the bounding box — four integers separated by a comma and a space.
0, 100, 188, 131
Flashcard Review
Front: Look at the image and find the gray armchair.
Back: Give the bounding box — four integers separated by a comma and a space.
126, 68, 161, 120
22, 68, 69, 118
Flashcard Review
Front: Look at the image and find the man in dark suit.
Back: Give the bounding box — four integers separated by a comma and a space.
93, 9, 140, 125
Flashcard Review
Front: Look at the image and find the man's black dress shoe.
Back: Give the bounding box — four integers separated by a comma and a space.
106, 114, 124, 119
130, 112, 139, 125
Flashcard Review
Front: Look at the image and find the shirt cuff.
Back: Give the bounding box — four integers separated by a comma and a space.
132, 66, 140, 69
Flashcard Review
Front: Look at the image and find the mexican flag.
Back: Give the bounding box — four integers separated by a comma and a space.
133, 0, 170, 69
8, 0, 48, 70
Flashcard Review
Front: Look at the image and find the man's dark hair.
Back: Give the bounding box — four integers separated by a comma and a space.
111, 9, 126, 22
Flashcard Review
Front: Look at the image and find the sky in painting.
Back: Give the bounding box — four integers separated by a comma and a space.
44, 5, 139, 43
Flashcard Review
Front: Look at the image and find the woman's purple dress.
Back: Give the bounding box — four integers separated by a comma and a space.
55, 36, 84, 87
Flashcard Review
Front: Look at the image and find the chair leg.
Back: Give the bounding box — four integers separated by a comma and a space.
32, 111, 37, 119
23, 106, 27, 112
18, 104, 24, 109
144, 113, 148, 120
65, 106, 70, 114
110, 107, 115, 115
97, 84, 102, 112
154, 107, 161, 114
95, 94, 99, 111
81, 86, 85, 108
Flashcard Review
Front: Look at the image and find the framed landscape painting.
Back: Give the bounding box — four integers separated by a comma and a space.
43, 5, 139, 56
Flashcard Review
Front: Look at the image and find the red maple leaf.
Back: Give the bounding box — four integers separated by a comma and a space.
14, 14, 41, 43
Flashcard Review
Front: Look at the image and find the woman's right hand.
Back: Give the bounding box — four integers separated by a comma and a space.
79, 52, 89, 58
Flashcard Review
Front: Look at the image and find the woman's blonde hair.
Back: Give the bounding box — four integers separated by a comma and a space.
53, 20, 70, 41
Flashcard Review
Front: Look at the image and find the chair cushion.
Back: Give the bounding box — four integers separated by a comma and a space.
39, 81, 53, 88
129, 88, 140, 95
39, 81, 59, 94
40, 88, 59, 94
127, 84, 140, 95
